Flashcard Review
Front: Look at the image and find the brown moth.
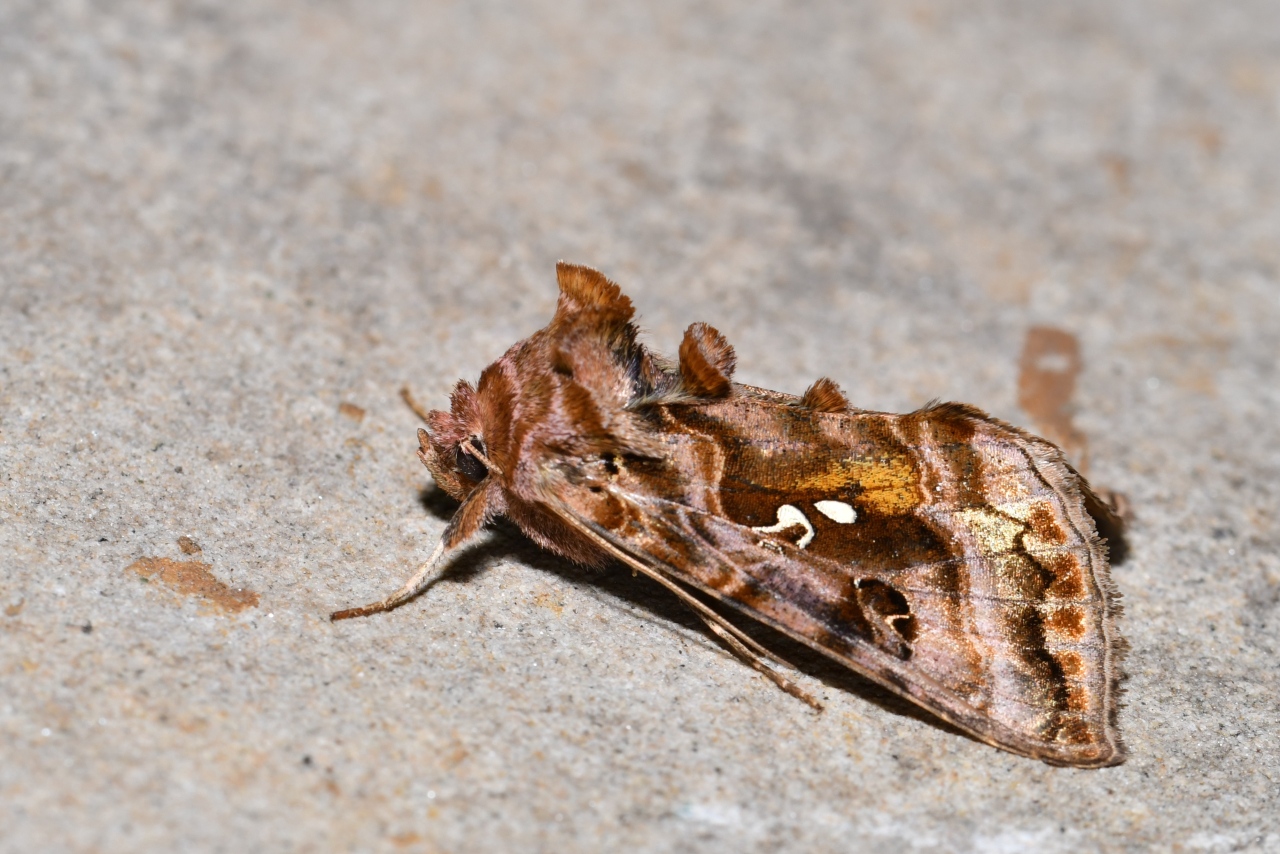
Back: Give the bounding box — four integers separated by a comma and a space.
333, 263, 1126, 768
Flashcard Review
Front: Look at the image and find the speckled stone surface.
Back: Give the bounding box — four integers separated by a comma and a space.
2, 2, 1278, 851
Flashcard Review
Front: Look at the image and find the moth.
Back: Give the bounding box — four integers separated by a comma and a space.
333, 263, 1126, 768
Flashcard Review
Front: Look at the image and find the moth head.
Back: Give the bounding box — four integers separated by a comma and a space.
419, 262, 665, 505
418, 379, 492, 501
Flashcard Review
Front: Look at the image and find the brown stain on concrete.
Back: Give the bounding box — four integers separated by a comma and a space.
1018, 326, 1087, 468
388, 832, 422, 848
1100, 153, 1132, 195
338, 402, 366, 423
354, 162, 409, 207
1126, 332, 1227, 397
532, 591, 564, 616
343, 436, 376, 477
949, 226, 1046, 303
177, 536, 202, 555
127, 557, 259, 614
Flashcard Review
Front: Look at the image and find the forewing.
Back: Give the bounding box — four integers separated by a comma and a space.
543, 397, 1124, 767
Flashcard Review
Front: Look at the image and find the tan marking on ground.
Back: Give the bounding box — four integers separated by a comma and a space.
532, 591, 565, 616
338, 402, 366, 423
177, 536, 203, 555
1018, 326, 1087, 466
127, 557, 259, 614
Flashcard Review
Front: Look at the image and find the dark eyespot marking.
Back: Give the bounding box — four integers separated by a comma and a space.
854, 578, 917, 657
602, 452, 620, 476
454, 437, 488, 482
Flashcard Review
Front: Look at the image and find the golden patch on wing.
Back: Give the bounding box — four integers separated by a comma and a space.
795, 455, 919, 515
991, 499, 1092, 602
955, 507, 1024, 553
995, 499, 1070, 549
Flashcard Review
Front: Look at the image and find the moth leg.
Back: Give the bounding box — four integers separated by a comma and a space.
668, 589, 811, 691
333, 476, 494, 621
694, 610, 823, 711
400, 386, 432, 424
330, 538, 447, 621
544, 499, 823, 710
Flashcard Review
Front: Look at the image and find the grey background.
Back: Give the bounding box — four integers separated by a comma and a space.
2, 1, 1278, 851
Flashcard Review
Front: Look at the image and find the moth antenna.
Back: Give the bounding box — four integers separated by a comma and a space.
330, 483, 494, 621
400, 385, 432, 424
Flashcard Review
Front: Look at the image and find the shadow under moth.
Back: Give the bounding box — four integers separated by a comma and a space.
333, 263, 1126, 768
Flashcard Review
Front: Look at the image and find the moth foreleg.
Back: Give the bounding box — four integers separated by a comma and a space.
330, 538, 447, 621
400, 385, 433, 425
694, 611, 822, 711
544, 498, 821, 710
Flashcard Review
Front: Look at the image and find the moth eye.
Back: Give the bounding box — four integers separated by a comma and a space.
453, 437, 488, 482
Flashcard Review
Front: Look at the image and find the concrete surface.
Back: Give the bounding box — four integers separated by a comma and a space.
2, 1, 1278, 851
